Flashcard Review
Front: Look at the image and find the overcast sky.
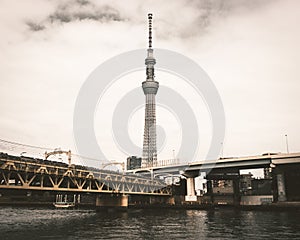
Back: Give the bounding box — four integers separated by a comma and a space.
0, 0, 299, 166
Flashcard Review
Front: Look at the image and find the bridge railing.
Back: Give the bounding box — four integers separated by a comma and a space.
152, 158, 180, 167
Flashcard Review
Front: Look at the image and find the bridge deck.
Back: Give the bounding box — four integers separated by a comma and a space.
129, 152, 300, 175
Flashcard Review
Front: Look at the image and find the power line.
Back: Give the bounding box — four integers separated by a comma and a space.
0, 137, 108, 164
0, 138, 53, 151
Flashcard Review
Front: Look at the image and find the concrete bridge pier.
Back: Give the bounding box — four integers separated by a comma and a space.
185, 177, 197, 201
206, 180, 214, 204
232, 177, 241, 205
276, 173, 287, 202
96, 194, 128, 209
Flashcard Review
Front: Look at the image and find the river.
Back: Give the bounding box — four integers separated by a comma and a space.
0, 207, 299, 239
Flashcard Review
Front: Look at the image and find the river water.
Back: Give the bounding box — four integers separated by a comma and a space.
0, 207, 299, 239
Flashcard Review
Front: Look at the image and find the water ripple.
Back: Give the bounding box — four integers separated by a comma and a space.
0, 207, 300, 239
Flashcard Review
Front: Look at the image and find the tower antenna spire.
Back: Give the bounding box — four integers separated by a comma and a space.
148, 13, 153, 48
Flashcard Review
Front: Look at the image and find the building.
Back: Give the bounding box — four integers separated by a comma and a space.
240, 172, 253, 195
264, 167, 272, 179
212, 180, 234, 194
251, 179, 272, 195
126, 156, 142, 170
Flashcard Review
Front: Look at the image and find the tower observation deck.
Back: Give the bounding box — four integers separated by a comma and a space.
142, 13, 159, 168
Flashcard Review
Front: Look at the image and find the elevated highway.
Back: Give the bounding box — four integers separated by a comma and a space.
129, 152, 300, 203
129, 152, 300, 176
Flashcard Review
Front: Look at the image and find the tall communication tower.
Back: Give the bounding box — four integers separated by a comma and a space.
142, 13, 159, 168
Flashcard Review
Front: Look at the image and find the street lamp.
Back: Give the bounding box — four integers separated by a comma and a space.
285, 134, 289, 154
220, 142, 224, 158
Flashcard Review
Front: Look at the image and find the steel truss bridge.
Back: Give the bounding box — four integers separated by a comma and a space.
0, 153, 171, 196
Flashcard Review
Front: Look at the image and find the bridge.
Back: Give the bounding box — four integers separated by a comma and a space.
1, 147, 300, 207
0, 152, 171, 208
129, 152, 300, 204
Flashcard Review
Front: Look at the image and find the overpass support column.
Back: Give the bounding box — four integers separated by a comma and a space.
96, 194, 128, 209
185, 177, 197, 201
206, 180, 214, 204
277, 173, 287, 202
233, 177, 241, 205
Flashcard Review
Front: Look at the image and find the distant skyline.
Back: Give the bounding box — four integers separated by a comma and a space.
0, 0, 299, 165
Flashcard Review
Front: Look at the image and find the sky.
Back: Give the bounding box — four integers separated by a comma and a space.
0, 0, 299, 167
